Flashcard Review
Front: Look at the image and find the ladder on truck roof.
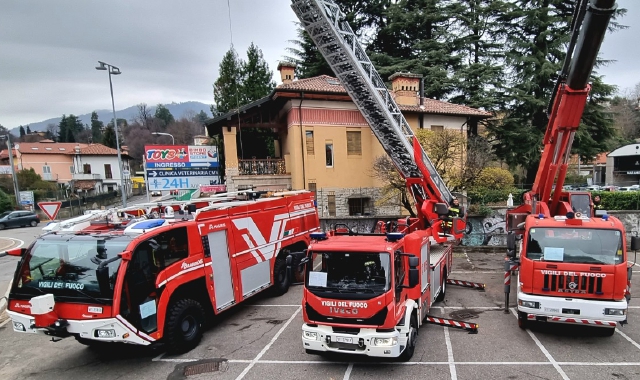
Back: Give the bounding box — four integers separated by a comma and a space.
290, 0, 453, 206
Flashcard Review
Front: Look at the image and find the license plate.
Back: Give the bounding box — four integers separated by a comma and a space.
544, 307, 560, 313
335, 336, 353, 344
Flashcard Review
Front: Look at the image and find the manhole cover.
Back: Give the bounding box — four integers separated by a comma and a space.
168, 359, 228, 380
449, 309, 482, 320
184, 361, 220, 376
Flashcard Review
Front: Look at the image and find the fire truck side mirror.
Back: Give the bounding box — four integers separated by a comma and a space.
408, 268, 419, 288
506, 233, 516, 258
631, 236, 640, 251
408, 256, 419, 268
96, 266, 110, 295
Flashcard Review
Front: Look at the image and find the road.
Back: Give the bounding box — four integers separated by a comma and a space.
1, 250, 639, 379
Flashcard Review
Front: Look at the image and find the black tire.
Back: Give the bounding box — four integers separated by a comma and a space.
30, 220, 37, 227
0, 224, 5, 230
164, 299, 205, 354
517, 311, 528, 330
398, 313, 418, 361
270, 256, 291, 296
305, 349, 323, 355
436, 269, 447, 302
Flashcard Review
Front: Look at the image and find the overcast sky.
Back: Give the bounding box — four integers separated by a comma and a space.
1, 0, 638, 129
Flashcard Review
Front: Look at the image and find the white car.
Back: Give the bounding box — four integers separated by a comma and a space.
151, 190, 162, 196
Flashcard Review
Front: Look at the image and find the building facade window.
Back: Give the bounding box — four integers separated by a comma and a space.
83, 164, 91, 174
430, 125, 444, 132
104, 164, 113, 179
347, 131, 361, 155
70, 166, 74, 174
327, 193, 336, 216
348, 197, 370, 216
306, 131, 314, 155
308, 182, 317, 192
325, 142, 334, 167
42, 165, 52, 181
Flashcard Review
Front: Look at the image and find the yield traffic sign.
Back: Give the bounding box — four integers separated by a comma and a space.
38, 201, 62, 220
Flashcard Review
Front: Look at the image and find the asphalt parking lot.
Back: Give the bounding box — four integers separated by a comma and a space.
1, 250, 639, 380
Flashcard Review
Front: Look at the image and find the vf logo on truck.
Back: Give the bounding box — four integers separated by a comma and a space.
233, 215, 294, 262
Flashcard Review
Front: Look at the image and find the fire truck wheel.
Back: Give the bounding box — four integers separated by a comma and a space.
271, 256, 291, 296
398, 313, 418, 361
517, 311, 528, 329
165, 299, 205, 354
435, 270, 447, 302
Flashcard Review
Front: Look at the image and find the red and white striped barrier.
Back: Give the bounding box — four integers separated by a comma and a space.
447, 278, 486, 290
424, 315, 479, 333
526, 314, 617, 327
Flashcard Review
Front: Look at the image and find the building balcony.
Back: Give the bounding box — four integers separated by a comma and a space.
73, 173, 102, 180
238, 158, 286, 176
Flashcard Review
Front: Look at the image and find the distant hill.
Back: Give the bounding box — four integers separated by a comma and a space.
10, 101, 213, 134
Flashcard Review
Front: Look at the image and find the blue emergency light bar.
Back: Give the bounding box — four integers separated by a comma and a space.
386, 232, 405, 242
310, 232, 328, 240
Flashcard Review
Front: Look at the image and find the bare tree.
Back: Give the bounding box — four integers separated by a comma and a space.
371, 155, 416, 217
135, 103, 154, 129
166, 117, 204, 145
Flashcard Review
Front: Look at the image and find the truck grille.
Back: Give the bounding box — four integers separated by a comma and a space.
542, 274, 603, 295
305, 304, 387, 326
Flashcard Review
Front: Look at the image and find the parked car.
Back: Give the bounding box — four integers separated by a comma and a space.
151, 190, 162, 196
0, 210, 40, 230
602, 185, 619, 192
586, 185, 601, 191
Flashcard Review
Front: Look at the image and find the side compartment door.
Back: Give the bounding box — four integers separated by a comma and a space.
208, 230, 235, 311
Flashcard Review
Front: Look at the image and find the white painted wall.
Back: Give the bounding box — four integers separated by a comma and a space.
72, 155, 132, 194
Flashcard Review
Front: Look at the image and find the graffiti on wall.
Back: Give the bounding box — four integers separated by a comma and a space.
462, 210, 508, 246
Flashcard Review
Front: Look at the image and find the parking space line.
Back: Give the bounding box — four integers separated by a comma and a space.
444, 327, 457, 380
510, 309, 569, 380
235, 306, 301, 380
616, 329, 640, 351
343, 363, 353, 380
248, 304, 300, 307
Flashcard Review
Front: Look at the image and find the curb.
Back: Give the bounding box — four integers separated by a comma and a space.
0, 279, 11, 316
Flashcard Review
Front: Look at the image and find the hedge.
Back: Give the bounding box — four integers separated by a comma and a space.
467, 188, 640, 210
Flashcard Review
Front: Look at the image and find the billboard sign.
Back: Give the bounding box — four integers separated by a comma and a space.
144, 145, 219, 168
19, 191, 34, 205
147, 176, 222, 191
147, 169, 219, 178
188, 146, 219, 162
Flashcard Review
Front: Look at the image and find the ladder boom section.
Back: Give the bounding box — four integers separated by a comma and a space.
291, 0, 453, 205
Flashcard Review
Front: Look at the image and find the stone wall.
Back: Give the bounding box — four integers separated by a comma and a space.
315, 187, 402, 218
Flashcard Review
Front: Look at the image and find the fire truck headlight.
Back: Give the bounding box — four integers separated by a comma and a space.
303, 331, 319, 340
518, 300, 540, 309
372, 337, 397, 346
13, 322, 26, 332
96, 329, 116, 338
604, 308, 626, 316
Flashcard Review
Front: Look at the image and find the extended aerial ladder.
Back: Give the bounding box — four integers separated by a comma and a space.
291, 0, 463, 241
507, 0, 617, 229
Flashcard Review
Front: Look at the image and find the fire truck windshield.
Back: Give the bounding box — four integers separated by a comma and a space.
12, 234, 132, 304
306, 252, 390, 299
525, 228, 623, 265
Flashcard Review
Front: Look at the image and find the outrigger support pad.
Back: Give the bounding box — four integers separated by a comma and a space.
446, 278, 485, 291
423, 315, 479, 334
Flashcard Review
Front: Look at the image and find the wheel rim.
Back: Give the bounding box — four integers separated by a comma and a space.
277, 266, 286, 285
181, 315, 197, 340
441, 279, 446, 295
408, 325, 417, 349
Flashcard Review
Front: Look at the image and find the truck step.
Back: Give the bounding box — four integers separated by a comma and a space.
446, 278, 486, 290
423, 315, 479, 334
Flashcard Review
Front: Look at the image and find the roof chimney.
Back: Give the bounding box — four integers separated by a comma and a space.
389, 72, 423, 106
277, 61, 297, 85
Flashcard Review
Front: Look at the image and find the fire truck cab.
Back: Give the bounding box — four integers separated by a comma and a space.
5, 190, 319, 353
301, 227, 453, 360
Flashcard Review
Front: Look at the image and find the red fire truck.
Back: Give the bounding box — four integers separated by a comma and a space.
503, 0, 640, 334
5, 190, 319, 353
291, 0, 482, 360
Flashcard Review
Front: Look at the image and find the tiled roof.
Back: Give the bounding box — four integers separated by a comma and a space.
398, 100, 492, 117
277, 75, 491, 117
277, 75, 346, 93
0, 142, 126, 157
0, 148, 18, 160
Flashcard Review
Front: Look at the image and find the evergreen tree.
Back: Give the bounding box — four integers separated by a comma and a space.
155, 104, 175, 127
57, 115, 72, 142
19, 126, 25, 137
213, 48, 244, 115
102, 126, 117, 149
242, 43, 276, 103
90, 111, 104, 144
26, 125, 31, 134
285, 24, 334, 79
448, 0, 509, 111
196, 110, 209, 125
487, 0, 624, 184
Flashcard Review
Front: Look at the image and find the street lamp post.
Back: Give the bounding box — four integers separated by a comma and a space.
1, 135, 20, 208
96, 61, 127, 208
152, 132, 175, 145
